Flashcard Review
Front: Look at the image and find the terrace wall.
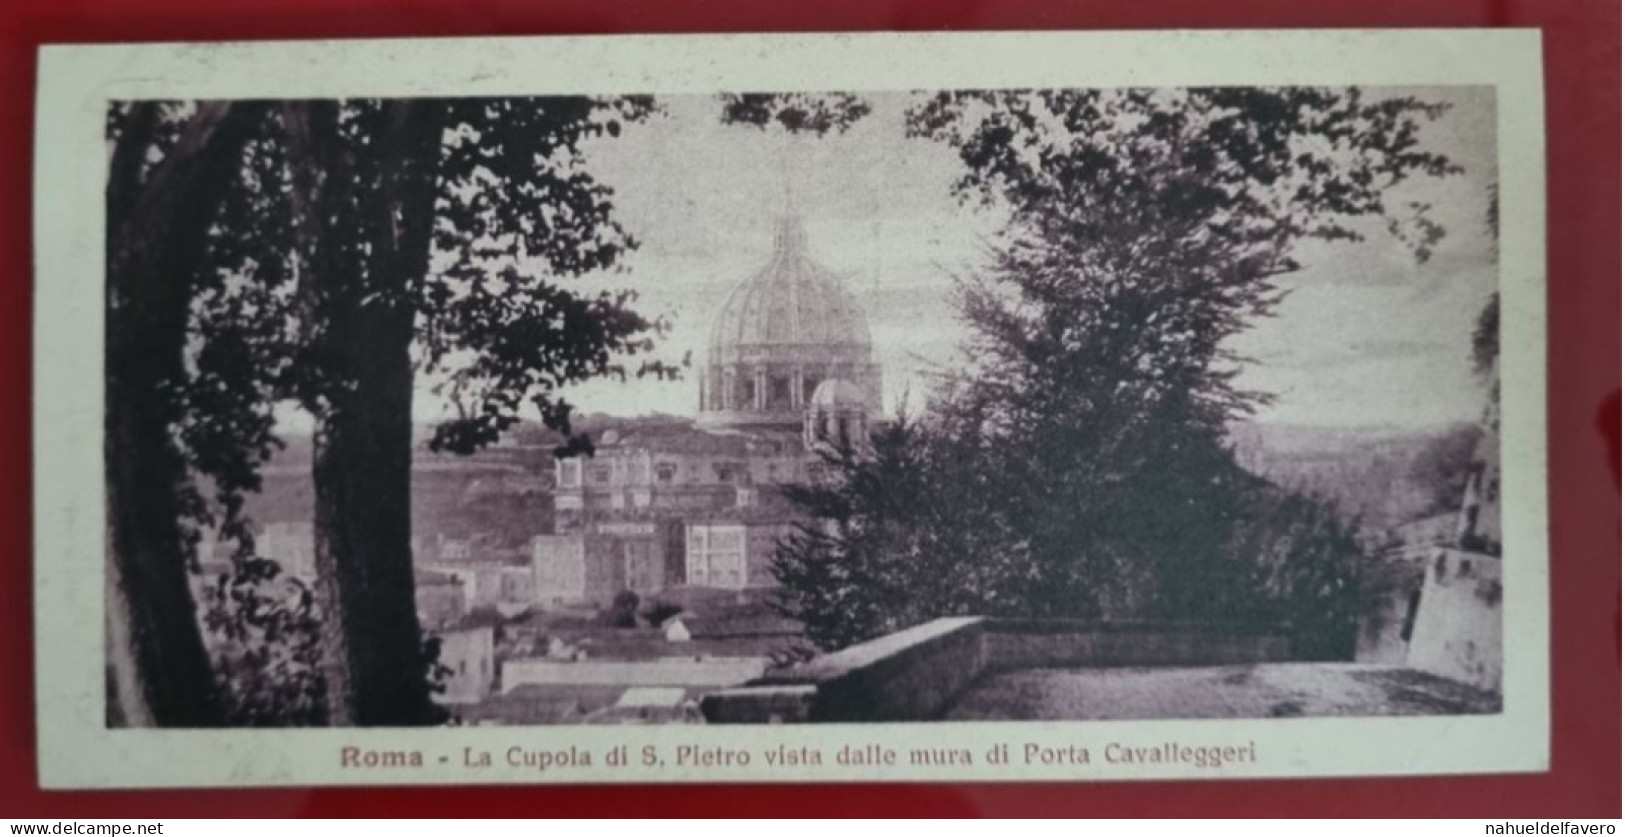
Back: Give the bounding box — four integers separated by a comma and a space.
700, 617, 1290, 723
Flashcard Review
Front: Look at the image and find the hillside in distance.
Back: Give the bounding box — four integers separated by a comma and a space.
239, 413, 696, 549
234, 414, 1478, 550
1228, 420, 1483, 535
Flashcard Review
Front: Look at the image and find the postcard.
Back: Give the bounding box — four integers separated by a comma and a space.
33, 29, 1547, 787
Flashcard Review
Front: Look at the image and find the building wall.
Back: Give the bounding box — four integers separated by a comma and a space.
502, 657, 766, 691
435, 625, 495, 704
258, 521, 316, 580
533, 532, 668, 606
532, 535, 587, 603
686, 523, 747, 589
581, 536, 627, 603
745, 523, 795, 588
1406, 549, 1502, 691
1355, 551, 1427, 666
685, 521, 794, 589
416, 580, 466, 631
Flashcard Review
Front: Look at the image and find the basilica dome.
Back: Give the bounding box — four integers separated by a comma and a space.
697, 215, 882, 432
707, 217, 871, 355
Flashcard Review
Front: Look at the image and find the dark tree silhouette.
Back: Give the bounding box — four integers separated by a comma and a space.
108, 96, 669, 726
105, 101, 269, 727
774, 87, 1461, 650
236, 97, 664, 725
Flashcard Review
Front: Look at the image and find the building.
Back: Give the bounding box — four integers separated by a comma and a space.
415, 569, 467, 630
683, 519, 797, 590
1357, 385, 1502, 691
553, 427, 805, 532
428, 561, 537, 612
434, 622, 497, 705
531, 529, 672, 606
546, 214, 878, 597
803, 378, 872, 455
697, 214, 882, 432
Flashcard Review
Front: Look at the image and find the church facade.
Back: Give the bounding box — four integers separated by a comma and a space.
536, 215, 878, 604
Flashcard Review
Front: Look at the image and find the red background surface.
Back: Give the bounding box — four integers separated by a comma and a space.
0, 0, 1618, 818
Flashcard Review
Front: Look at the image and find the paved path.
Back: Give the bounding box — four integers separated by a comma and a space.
943, 663, 1500, 720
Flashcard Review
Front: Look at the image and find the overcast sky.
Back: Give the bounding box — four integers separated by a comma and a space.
413, 86, 1498, 431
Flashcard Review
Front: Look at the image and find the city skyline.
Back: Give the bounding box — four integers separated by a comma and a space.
261, 88, 1497, 435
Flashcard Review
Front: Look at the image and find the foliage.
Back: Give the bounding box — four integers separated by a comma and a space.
718, 93, 872, 136
417, 635, 455, 725
417, 96, 676, 454
1407, 424, 1486, 516
775, 87, 1457, 655
1472, 292, 1499, 383
198, 557, 326, 726
104, 100, 279, 726
199, 555, 456, 726
110, 95, 676, 724
605, 590, 642, 628
1226, 489, 1367, 660
642, 601, 686, 627
175, 95, 675, 529
772, 416, 1021, 650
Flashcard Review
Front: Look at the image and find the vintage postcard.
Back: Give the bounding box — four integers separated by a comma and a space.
33, 29, 1547, 788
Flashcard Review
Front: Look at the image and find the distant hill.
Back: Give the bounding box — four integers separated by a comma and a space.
240, 414, 697, 548
1228, 420, 1481, 534
244, 428, 556, 549
239, 415, 1476, 549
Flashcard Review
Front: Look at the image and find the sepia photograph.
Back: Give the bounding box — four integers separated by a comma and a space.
36, 30, 1548, 786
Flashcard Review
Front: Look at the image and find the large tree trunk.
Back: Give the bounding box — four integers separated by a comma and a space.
289, 101, 445, 725
309, 302, 426, 725
104, 102, 262, 727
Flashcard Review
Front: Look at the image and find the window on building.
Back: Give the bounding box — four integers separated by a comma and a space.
656, 463, 676, 483
1399, 589, 1423, 642
769, 376, 792, 409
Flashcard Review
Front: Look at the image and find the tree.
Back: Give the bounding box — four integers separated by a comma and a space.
1227, 489, 1367, 659
240, 97, 662, 724
772, 416, 1020, 649
105, 101, 271, 727
198, 557, 326, 725
912, 88, 1455, 620
1407, 424, 1487, 516
604, 590, 642, 629
104, 95, 669, 726
776, 88, 1461, 647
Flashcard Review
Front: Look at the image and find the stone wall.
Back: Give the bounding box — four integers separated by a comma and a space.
983, 620, 1291, 671
1406, 549, 1502, 691
700, 617, 1291, 723
1355, 551, 1427, 666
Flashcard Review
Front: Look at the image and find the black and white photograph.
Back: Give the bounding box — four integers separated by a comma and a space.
36, 31, 1547, 786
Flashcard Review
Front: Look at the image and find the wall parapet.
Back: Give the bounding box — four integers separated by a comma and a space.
699, 616, 1290, 723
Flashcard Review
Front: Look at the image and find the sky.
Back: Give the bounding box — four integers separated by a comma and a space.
412, 86, 1499, 431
